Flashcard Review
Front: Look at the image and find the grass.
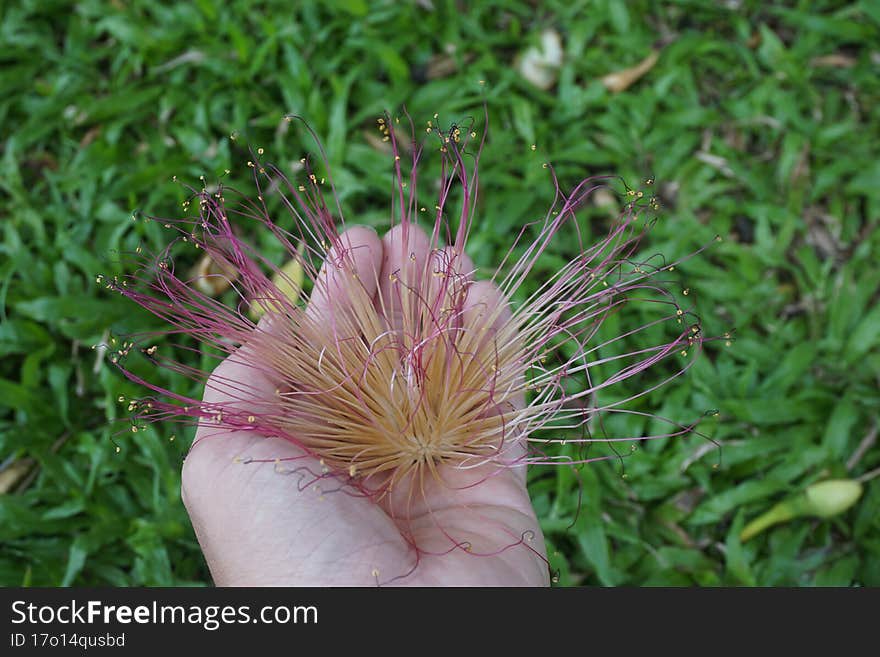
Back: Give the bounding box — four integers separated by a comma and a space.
1, 0, 879, 586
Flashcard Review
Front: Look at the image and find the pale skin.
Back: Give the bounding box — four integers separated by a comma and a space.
181, 224, 550, 586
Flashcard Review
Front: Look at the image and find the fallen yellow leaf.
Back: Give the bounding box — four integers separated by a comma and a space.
249, 244, 306, 320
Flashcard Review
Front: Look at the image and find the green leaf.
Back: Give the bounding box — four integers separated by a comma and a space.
822, 397, 858, 460
61, 535, 89, 587
845, 304, 880, 365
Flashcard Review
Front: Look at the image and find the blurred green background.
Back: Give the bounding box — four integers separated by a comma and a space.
2, 0, 879, 586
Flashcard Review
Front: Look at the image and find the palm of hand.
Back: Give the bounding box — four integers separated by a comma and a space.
181, 225, 549, 586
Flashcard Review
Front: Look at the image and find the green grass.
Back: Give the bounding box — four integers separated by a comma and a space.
2, 0, 879, 586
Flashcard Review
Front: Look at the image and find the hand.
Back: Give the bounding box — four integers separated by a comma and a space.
181, 225, 549, 586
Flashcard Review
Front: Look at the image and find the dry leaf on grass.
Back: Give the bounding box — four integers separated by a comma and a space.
810, 54, 856, 68
426, 51, 475, 79
190, 251, 240, 296
249, 245, 306, 321
600, 50, 659, 93
0, 459, 35, 494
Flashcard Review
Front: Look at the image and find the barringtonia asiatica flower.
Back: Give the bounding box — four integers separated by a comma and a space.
104, 112, 718, 583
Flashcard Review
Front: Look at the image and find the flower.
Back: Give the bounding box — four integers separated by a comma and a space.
105, 112, 716, 577
740, 479, 864, 542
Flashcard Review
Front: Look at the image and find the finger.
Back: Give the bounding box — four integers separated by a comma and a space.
375, 223, 433, 333
430, 245, 475, 282
200, 314, 280, 411
461, 280, 529, 482
462, 279, 514, 354
425, 245, 475, 324
305, 225, 383, 326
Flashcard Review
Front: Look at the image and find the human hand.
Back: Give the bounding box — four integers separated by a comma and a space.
181, 224, 549, 586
